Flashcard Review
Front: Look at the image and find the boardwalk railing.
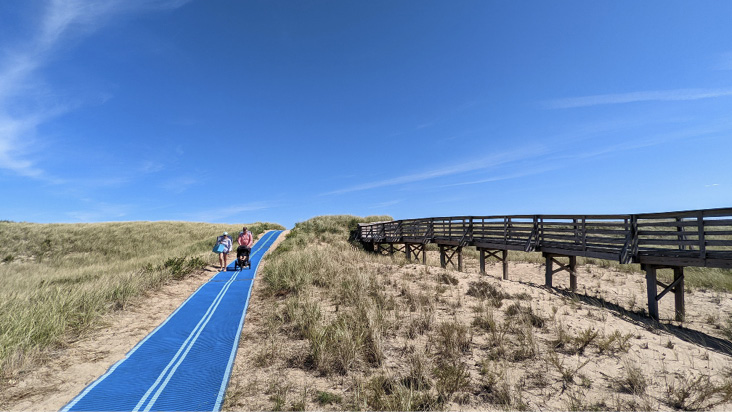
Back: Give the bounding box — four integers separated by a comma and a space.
356, 208, 732, 269
354, 207, 732, 321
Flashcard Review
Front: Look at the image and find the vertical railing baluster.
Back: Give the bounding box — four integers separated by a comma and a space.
697, 212, 706, 260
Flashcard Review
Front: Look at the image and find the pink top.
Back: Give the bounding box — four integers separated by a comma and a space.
238, 231, 253, 248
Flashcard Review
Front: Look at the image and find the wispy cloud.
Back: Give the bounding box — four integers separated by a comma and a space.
139, 161, 165, 174
369, 199, 402, 209
714, 52, 732, 71
323, 145, 548, 195
66, 200, 133, 222
545, 87, 732, 109
160, 176, 198, 194
0, 0, 191, 177
184, 202, 274, 222
441, 165, 560, 188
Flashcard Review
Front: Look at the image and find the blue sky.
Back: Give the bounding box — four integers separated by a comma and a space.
1, 1, 731, 228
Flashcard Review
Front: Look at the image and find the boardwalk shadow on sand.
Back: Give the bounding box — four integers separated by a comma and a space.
515, 279, 732, 357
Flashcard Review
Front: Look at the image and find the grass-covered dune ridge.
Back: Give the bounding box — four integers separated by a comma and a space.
0, 220, 284, 375
225, 215, 732, 411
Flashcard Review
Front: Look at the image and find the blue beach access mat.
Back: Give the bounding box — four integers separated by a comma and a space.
62, 230, 283, 412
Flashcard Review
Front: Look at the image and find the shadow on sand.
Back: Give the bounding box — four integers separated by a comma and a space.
515, 278, 732, 357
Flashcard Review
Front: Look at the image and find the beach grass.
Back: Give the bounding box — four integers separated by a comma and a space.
0, 220, 284, 375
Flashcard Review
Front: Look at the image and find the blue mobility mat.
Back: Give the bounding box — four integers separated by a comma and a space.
62, 230, 283, 412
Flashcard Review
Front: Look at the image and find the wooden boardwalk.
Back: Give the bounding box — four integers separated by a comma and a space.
354, 207, 732, 321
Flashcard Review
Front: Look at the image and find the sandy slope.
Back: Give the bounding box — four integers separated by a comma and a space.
224, 251, 732, 411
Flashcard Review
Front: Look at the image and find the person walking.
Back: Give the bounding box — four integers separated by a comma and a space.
214, 231, 232, 271
236, 226, 254, 266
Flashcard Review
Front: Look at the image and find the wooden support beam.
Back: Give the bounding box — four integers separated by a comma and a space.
569, 256, 577, 291
477, 248, 509, 279
643, 264, 685, 322
361, 241, 375, 253
405, 243, 426, 265
439, 245, 462, 271
544, 253, 577, 291
645, 265, 659, 321
674, 267, 685, 322
502, 250, 508, 280
479, 249, 486, 275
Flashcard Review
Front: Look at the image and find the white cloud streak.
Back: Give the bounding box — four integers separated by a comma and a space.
322, 145, 548, 195
545, 87, 732, 109
184, 202, 274, 223
714, 52, 732, 71
0, 0, 191, 177
369, 199, 402, 209
66, 200, 133, 222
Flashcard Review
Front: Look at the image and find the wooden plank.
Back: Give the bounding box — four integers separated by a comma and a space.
702, 219, 732, 227
540, 214, 629, 220
638, 207, 732, 219
637, 220, 699, 228
581, 222, 629, 228
703, 240, 732, 247
537, 247, 620, 261
638, 239, 700, 246
470, 241, 526, 251
704, 230, 732, 236
637, 230, 701, 236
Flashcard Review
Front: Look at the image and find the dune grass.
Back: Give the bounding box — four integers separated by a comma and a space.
224, 214, 732, 411
0, 220, 284, 376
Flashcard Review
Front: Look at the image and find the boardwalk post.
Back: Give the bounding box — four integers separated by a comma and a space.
405, 244, 412, 261
569, 255, 577, 291
545, 253, 553, 287
674, 267, 685, 321
458, 247, 463, 272
645, 265, 659, 320
479, 249, 486, 275
502, 250, 508, 280
478, 248, 509, 279
439, 245, 446, 268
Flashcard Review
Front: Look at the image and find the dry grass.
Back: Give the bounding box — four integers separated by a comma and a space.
0, 220, 283, 376
224, 215, 732, 411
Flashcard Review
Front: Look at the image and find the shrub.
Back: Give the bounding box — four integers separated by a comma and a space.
467, 281, 507, 307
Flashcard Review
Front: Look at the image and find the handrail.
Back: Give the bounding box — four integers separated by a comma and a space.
356, 207, 732, 269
